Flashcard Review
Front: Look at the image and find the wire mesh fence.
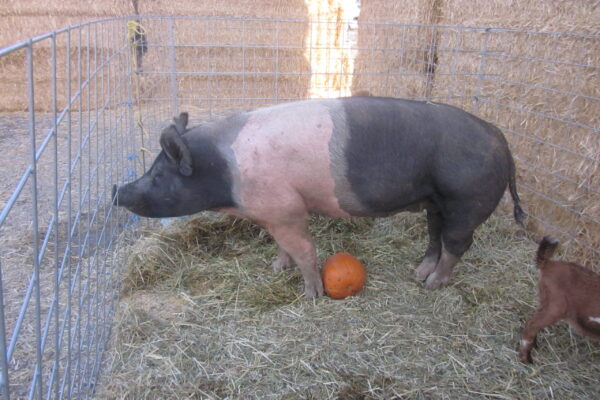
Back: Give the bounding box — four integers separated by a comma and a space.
0, 18, 143, 399
0, 15, 598, 399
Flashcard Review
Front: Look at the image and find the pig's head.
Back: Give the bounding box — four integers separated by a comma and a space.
112, 112, 235, 218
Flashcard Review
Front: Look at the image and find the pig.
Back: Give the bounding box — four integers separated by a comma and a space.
113, 97, 525, 298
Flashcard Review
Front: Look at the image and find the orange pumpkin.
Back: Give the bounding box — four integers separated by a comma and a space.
321, 252, 366, 299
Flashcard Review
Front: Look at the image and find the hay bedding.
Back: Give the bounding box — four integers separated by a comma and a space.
99, 213, 600, 399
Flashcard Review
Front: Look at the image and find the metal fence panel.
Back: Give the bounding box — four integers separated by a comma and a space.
0, 18, 141, 399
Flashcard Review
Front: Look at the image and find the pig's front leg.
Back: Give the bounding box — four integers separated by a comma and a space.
265, 219, 323, 298
270, 246, 293, 271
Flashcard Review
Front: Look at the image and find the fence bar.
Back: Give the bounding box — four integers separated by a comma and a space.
168, 18, 179, 115
0, 261, 9, 399
64, 27, 74, 399
50, 31, 61, 400
472, 28, 490, 113
25, 39, 43, 400
71, 24, 83, 400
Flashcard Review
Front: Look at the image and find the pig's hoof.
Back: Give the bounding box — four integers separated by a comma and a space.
304, 280, 324, 298
270, 257, 293, 272
424, 272, 450, 290
415, 259, 437, 281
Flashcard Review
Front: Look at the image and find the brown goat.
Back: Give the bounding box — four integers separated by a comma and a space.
518, 236, 600, 363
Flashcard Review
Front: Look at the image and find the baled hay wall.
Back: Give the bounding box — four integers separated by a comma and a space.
0, 0, 131, 48
352, 0, 443, 98
432, 1, 600, 264
131, 21, 309, 131
0, 0, 310, 48
440, 0, 600, 33
1, 0, 310, 112
137, 0, 308, 19
433, 29, 600, 264
1, 0, 130, 112
0, 19, 131, 112
132, 0, 310, 115
352, 0, 600, 264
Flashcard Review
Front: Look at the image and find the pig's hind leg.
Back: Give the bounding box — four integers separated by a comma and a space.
424, 244, 461, 290
423, 196, 498, 289
416, 209, 443, 280
265, 218, 323, 298
424, 226, 473, 290
423, 207, 477, 290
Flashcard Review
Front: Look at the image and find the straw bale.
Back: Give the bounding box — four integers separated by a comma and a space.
439, 0, 600, 34
137, 0, 308, 19
0, 46, 112, 112
0, 2, 131, 48
0, 15, 83, 50
0, 0, 309, 49
0, 1, 311, 112
0, 18, 132, 112
0, 0, 130, 17
132, 15, 311, 112
356, 0, 439, 24
352, 0, 443, 98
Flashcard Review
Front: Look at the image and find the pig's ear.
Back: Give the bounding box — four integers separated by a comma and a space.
160, 126, 193, 176
173, 112, 189, 135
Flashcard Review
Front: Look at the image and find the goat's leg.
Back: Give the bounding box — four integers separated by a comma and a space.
519, 306, 564, 363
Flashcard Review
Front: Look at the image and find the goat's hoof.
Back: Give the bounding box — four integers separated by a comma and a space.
518, 352, 533, 364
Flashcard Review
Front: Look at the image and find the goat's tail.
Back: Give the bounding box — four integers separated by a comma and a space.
507, 152, 526, 226
536, 236, 559, 267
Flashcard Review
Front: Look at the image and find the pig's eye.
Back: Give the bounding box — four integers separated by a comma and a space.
152, 173, 163, 185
